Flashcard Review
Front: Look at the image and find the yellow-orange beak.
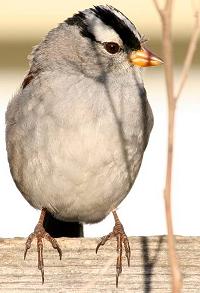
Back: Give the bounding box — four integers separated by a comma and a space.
129, 47, 163, 67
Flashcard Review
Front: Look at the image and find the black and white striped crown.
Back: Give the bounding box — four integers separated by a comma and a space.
65, 5, 142, 50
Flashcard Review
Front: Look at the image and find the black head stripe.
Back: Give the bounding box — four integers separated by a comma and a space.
65, 6, 141, 50
65, 12, 96, 41
91, 6, 141, 50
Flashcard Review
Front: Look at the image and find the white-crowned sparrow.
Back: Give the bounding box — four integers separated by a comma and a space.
5, 5, 162, 286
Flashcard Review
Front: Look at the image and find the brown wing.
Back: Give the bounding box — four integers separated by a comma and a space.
21, 68, 41, 89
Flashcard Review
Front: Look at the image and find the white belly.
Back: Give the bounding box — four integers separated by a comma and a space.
6, 71, 153, 223
7, 113, 143, 223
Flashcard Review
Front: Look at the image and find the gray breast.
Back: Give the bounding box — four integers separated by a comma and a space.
5, 69, 153, 223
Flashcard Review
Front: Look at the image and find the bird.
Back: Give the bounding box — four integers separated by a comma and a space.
5, 5, 163, 287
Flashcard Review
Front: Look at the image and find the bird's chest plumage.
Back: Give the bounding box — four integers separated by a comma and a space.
6, 72, 153, 223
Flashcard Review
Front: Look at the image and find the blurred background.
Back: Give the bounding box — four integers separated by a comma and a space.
0, 0, 200, 237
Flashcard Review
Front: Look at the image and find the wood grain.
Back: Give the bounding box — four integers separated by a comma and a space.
0, 236, 200, 292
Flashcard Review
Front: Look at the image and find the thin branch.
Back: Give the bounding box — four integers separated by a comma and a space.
153, 0, 163, 16
153, 0, 200, 291
175, 9, 200, 101
153, 0, 182, 292
153, 0, 199, 291
165, 0, 174, 13
162, 5, 174, 103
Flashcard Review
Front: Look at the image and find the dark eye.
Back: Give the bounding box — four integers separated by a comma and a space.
103, 42, 120, 54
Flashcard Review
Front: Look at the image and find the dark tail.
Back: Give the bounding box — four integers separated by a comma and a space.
44, 210, 83, 238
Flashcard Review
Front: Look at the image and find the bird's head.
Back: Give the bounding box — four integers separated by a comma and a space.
30, 5, 163, 79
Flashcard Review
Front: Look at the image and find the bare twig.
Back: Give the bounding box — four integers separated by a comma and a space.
153, 0, 163, 16
175, 8, 200, 100
153, 1, 179, 293
153, 0, 200, 292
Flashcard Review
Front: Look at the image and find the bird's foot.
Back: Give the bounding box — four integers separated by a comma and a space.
24, 208, 62, 283
96, 211, 130, 287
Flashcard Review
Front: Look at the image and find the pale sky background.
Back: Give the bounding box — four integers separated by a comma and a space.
0, 1, 200, 238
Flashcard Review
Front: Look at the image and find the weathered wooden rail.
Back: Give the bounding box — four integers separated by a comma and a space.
0, 236, 200, 292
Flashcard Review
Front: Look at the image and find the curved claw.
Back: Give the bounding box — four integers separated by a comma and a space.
96, 233, 112, 254
44, 233, 62, 260
24, 246, 29, 260
24, 232, 35, 260
56, 246, 62, 260
37, 237, 44, 282
116, 234, 123, 279
95, 241, 102, 254
123, 237, 131, 267
116, 274, 119, 288
41, 267, 44, 284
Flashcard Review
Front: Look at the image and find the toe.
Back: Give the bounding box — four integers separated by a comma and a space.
44, 233, 62, 260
